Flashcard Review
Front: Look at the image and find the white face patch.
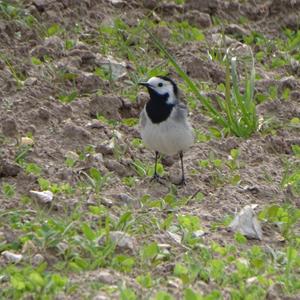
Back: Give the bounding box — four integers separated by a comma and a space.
147, 77, 177, 104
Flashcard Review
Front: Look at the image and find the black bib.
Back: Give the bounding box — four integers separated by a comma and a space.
145, 89, 174, 124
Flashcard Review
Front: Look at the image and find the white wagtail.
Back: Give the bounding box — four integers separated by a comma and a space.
138, 76, 194, 185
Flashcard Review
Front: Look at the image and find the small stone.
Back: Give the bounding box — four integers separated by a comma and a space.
43, 36, 64, 53
167, 277, 182, 289
185, 10, 212, 28
109, 193, 138, 207
279, 76, 298, 91
96, 143, 114, 155
109, 0, 125, 8
68, 49, 96, 61
212, 33, 236, 47
100, 197, 113, 207
290, 91, 300, 102
33, 0, 49, 12
104, 159, 128, 176
93, 293, 110, 300
167, 231, 182, 244
0, 275, 8, 283
185, 0, 218, 13
2, 251, 23, 263
154, 26, 171, 42
161, 156, 175, 167
30, 45, 54, 59
98, 231, 137, 252
113, 193, 135, 204
93, 153, 104, 164
38, 107, 50, 121
65, 151, 80, 161
21, 137, 34, 145
88, 119, 104, 129
185, 55, 225, 83
63, 121, 91, 142
56, 242, 69, 253
76, 72, 103, 94
112, 129, 122, 140
266, 283, 285, 300
229, 205, 263, 240
97, 270, 118, 284
192, 230, 206, 238
225, 24, 251, 39
246, 276, 258, 285
158, 243, 172, 250
32, 254, 45, 266
95, 55, 127, 80
227, 42, 253, 60
142, 0, 156, 9
30, 190, 53, 204
24, 77, 38, 86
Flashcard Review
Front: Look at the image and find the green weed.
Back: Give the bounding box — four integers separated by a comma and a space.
147, 29, 258, 138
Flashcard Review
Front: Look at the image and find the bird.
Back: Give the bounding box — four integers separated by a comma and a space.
138, 76, 194, 185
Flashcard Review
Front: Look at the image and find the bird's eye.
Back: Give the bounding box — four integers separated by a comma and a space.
158, 82, 163, 87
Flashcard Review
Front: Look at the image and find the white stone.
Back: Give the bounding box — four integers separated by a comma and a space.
229, 205, 263, 240
30, 190, 53, 204
2, 251, 23, 263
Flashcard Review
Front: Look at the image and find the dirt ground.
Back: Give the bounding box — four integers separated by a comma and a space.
0, 0, 300, 299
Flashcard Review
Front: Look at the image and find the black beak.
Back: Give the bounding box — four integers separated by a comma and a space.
138, 82, 150, 87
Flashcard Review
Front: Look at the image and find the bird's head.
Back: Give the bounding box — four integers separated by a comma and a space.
139, 76, 178, 105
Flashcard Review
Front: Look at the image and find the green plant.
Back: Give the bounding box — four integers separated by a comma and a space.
83, 167, 109, 193
2, 182, 15, 198
147, 29, 258, 138
132, 159, 164, 178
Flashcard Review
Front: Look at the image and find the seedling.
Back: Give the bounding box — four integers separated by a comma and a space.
81, 167, 109, 194
2, 182, 15, 198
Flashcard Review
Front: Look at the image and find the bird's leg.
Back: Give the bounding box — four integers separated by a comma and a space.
178, 151, 186, 186
151, 151, 161, 181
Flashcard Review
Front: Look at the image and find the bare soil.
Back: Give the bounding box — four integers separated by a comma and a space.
0, 0, 300, 299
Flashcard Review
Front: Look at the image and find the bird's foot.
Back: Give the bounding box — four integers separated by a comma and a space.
150, 173, 165, 184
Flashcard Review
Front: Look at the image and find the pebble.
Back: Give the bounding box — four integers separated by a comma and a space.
30, 190, 53, 204
98, 231, 137, 252
185, 10, 212, 28
229, 204, 263, 240
225, 24, 251, 38
104, 159, 128, 176
21, 137, 34, 145
32, 253, 45, 266
65, 150, 80, 161
2, 251, 23, 263
96, 270, 117, 284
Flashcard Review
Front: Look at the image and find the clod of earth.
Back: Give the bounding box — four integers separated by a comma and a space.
89, 95, 123, 120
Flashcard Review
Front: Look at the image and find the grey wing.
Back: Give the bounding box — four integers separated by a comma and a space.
173, 102, 188, 122
139, 108, 147, 129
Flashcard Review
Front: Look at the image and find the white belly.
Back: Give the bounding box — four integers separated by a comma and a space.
141, 117, 194, 155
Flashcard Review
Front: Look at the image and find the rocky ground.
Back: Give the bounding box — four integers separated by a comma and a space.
0, 0, 300, 299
